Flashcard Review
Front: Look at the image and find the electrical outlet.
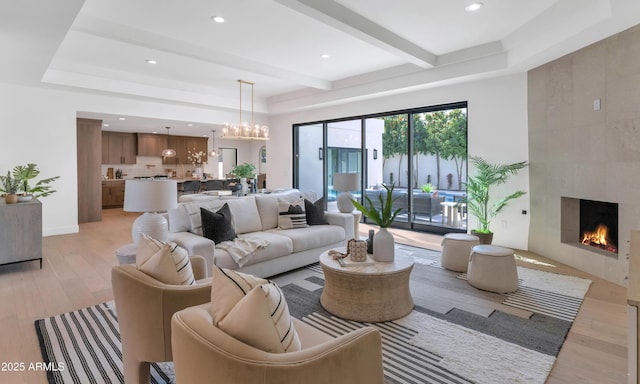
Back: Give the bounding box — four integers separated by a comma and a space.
522, 210, 527, 215
593, 98, 601, 111
501, 220, 508, 229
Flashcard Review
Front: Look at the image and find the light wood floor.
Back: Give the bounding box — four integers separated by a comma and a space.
0, 209, 628, 384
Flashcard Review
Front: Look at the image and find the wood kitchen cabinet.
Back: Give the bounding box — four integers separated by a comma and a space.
162, 135, 208, 165
102, 131, 137, 164
137, 133, 167, 156
102, 180, 125, 207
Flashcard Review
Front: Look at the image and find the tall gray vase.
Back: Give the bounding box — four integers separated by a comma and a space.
373, 227, 395, 262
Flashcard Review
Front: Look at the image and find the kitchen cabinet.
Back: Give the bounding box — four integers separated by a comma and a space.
102, 180, 125, 207
162, 135, 208, 166
137, 133, 167, 157
102, 131, 137, 164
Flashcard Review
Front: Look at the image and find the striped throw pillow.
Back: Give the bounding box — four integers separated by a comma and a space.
218, 282, 302, 353
136, 233, 195, 286
210, 266, 268, 325
277, 198, 308, 229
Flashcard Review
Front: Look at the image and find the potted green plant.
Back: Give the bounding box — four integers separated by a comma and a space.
421, 182, 437, 194
464, 156, 528, 244
352, 184, 403, 261
12, 163, 60, 200
0, 171, 21, 204
231, 162, 256, 194
231, 162, 256, 179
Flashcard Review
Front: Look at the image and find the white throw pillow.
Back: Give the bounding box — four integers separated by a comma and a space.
224, 196, 263, 234
136, 233, 195, 285
210, 266, 268, 325
277, 198, 308, 229
218, 282, 302, 353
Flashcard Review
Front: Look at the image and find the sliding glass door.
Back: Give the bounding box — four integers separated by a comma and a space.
293, 102, 468, 234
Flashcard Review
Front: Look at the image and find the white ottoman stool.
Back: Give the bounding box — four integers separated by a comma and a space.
116, 243, 137, 265
467, 245, 518, 293
441, 233, 480, 272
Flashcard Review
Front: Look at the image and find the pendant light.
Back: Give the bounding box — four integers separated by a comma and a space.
222, 80, 269, 140
210, 129, 218, 157
161, 126, 176, 158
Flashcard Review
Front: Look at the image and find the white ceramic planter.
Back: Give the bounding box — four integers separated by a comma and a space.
373, 227, 395, 262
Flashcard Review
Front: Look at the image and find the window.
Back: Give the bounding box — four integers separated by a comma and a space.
293, 102, 468, 234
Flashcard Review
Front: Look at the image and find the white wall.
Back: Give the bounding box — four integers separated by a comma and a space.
268, 73, 530, 249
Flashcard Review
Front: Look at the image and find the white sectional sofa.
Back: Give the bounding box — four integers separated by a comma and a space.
167, 191, 354, 278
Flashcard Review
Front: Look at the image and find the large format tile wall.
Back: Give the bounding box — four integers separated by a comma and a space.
528, 24, 640, 285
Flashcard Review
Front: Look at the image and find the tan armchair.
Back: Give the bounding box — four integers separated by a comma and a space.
111, 256, 212, 384
171, 303, 385, 384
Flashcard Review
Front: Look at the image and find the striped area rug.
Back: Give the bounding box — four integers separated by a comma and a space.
502, 285, 584, 322
34, 302, 174, 384
457, 267, 589, 322
298, 247, 591, 384
302, 312, 472, 384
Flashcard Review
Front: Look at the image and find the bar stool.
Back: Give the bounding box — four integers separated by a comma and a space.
440, 233, 479, 272
205, 180, 224, 190
181, 180, 201, 195
467, 245, 519, 293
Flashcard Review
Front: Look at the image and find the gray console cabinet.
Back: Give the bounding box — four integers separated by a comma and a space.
0, 198, 42, 268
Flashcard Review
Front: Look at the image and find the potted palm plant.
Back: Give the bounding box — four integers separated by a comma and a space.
464, 156, 528, 244
352, 184, 403, 261
12, 163, 60, 200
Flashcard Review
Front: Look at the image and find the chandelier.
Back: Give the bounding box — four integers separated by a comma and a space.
222, 80, 269, 140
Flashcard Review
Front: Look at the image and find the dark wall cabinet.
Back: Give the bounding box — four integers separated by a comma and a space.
102, 131, 137, 164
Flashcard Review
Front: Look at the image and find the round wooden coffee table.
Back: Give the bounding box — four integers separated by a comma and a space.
319, 248, 414, 322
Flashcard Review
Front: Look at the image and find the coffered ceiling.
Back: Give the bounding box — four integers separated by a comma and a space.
2, 0, 640, 134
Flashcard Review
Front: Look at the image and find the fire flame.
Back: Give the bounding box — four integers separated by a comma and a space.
581, 224, 610, 246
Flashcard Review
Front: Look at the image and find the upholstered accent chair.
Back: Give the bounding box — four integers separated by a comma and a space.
171, 303, 385, 384
111, 256, 212, 384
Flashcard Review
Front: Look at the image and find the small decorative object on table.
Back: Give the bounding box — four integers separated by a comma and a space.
348, 238, 367, 262
366, 230, 374, 254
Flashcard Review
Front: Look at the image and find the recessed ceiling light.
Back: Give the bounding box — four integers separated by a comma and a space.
211, 15, 225, 23
145, 59, 157, 64
118, 117, 126, 121
103, 123, 110, 127
465, 2, 483, 12
320, 54, 330, 59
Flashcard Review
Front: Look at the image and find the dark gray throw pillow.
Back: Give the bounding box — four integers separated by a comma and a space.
201, 204, 237, 244
304, 197, 325, 225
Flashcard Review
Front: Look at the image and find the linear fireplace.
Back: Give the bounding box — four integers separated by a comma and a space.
561, 197, 619, 257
